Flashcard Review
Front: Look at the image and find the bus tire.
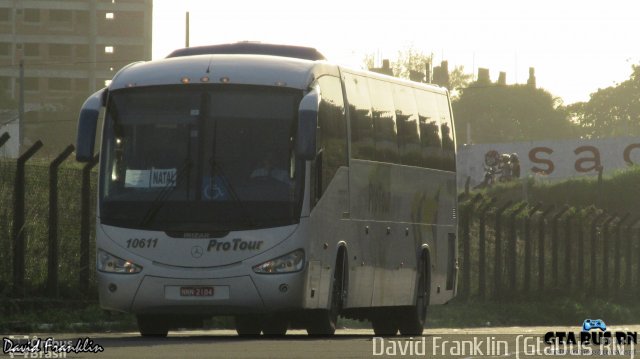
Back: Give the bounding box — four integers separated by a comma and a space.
235, 315, 262, 336
398, 253, 430, 336
137, 315, 169, 337
371, 311, 399, 336
262, 316, 288, 336
306, 250, 346, 336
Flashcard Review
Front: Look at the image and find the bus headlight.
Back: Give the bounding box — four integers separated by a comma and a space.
97, 249, 142, 274
253, 249, 305, 274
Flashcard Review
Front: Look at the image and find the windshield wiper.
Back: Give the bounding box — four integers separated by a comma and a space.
139, 159, 192, 227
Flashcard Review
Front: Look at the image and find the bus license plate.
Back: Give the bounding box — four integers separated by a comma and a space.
180, 287, 214, 297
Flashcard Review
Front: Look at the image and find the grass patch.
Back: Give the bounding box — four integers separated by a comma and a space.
475, 165, 640, 214
425, 297, 640, 328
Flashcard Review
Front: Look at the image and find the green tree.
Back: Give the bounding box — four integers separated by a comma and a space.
391, 46, 430, 80
448, 65, 473, 100
568, 64, 640, 138
363, 47, 472, 93
453, 82, 575, 144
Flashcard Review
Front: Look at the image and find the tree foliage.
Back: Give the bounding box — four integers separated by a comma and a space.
453, 82, 575, 144
362, 47, 472, 93
568, 65, 640, 139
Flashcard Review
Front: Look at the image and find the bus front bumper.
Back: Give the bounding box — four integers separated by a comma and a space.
98, 271, 306, 315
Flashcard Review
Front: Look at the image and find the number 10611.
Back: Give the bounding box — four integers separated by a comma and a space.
126, 238, 158, 249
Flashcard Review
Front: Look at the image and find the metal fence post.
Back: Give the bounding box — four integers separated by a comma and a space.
601, 214, 617, 293
523, 203, 542, 293
613, 213, 630, 295
508, 202, 528, 292
79, 154, 99, 296
577, 209, 595, 290
625, 217, 640, 292
47, 145, 75, 297
563, 211, 575, 290
636, 227, 640, 293
493, 201, 513, 299
477, 198, 496, 300
538, 205, 555, 292
590, 212, 607, 291
461, 194, 481, 299
12, 140, 43, 297
551, 206, 570, 288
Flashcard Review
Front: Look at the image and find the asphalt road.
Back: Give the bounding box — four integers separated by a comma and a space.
3, 326, 639, 358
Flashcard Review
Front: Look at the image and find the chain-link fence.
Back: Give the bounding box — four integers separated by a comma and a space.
0, 136, 97, 300
458, 194, 640, 300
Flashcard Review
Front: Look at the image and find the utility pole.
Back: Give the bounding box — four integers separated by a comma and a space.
185, 12, 190, 48
18, 59, 24, 153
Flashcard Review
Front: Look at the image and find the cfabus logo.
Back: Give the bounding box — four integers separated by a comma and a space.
544, 319, 637, 346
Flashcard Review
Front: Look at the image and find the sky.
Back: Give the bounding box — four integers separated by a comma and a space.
151, 0, 640, 105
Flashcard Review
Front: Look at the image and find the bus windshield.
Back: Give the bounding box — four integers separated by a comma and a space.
100, 84, 305, 232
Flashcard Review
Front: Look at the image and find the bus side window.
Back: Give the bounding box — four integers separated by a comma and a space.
437, 95, 456, 172
317, 76, 347, 197
415, 90, 443, 169
344, 73, 374, 161
392, 85, 420, 166
367, 78, 398, 163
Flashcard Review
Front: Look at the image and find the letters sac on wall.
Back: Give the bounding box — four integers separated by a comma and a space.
456, 137, 640, 188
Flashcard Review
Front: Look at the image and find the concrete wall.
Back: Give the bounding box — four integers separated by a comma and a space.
457, 137, 640, 188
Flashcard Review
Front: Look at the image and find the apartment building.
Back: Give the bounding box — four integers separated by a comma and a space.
0, 0, 152, 106
0, 0, 152, 157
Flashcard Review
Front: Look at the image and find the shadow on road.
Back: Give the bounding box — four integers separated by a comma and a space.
92, 333, 438, 348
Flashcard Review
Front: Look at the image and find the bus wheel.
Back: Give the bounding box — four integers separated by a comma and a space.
398, 256, 430, 336
306, 253, 346, 336
235, 315, 262, 336
137, 315, 169, 337
262, 317, 288, 336
371, 313, 399, 336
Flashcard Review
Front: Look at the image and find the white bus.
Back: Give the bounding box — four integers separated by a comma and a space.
76, 43, 458, 337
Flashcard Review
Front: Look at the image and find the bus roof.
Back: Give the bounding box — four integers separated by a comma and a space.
108, 54, 337, 91
166, 42, 327, 61
108, 47, 446, 95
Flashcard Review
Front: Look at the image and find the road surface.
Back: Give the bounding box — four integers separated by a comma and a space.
2, 326, 639, 358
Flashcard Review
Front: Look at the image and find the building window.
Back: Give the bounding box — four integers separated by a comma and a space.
49, 44, 72, 57
24, 44, 39, 57
104, 46, 114, 54
49, 9, 72, 23
24, 78, 39, 92
104, 79, 112, 87
76, 45, 89, 59
105, 12, 114, 20
0, 8, 11, 22
75, 78, 88, 92
0, 77, 11, 91
49, 78, 72, 91
76, 10, 89, 24
0, 43, 10, 57
24, 9, 40, 23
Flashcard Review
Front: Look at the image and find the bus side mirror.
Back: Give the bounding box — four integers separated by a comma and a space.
296, 88, 320, 161
76, 89, 105, 162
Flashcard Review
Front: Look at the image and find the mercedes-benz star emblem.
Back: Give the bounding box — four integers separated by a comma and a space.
191, 246, 203, 258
